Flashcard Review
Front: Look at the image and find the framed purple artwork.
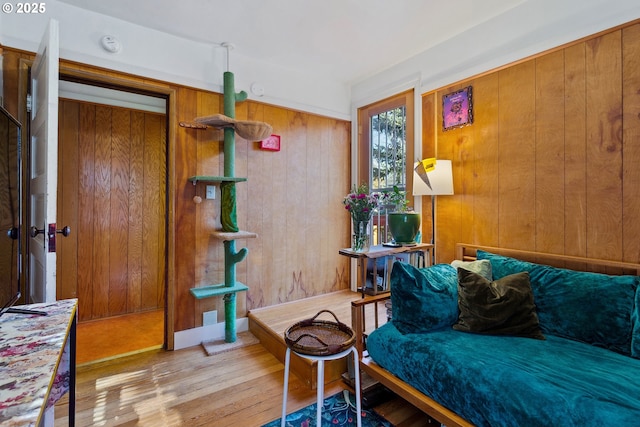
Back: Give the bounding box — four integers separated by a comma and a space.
442, 86, 473, 131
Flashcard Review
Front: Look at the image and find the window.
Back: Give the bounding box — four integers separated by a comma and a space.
358, 90, 414, 245
371, 106, 407, 192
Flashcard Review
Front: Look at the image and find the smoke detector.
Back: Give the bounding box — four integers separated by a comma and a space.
100, 35, 121, 53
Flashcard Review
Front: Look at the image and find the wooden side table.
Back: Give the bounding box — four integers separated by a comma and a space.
339, 243, 433, 297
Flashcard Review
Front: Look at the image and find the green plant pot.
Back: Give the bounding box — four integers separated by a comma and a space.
388, 212, 421, 244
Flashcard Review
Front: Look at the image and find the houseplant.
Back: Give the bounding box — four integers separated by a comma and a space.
343, 183, 383, 252
386, 186, 421, 245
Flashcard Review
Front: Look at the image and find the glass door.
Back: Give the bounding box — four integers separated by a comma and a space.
357, 90, 414, 245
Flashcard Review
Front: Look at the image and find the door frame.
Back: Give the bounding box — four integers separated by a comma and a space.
18, 60, 177, 350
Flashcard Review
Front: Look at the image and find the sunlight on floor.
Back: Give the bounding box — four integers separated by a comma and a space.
90, 367, 184, 426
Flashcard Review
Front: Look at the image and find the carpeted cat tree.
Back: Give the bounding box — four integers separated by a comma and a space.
181, 43, 272, 343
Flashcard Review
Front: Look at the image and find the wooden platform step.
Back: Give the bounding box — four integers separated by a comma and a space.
248, 290, 361, 390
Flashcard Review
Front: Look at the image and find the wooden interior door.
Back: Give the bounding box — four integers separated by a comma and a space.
57, 99, 167, 321
29, 19, 59, 303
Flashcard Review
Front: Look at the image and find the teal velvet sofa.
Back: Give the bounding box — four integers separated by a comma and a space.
360, 245, 640, 427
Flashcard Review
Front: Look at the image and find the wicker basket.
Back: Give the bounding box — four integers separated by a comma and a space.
284, 310, 355, 356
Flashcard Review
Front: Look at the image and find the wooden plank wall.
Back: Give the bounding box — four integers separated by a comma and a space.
1, 47, 351, 333
57, 99, 167, 321
422, 20, 640, 265
186, 94, 351, 328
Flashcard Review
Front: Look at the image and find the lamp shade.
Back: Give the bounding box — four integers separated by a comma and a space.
412, 159, 454, 196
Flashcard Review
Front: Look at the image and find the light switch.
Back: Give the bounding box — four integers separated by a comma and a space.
203, 310, 217, 325
206, 185, 216, 199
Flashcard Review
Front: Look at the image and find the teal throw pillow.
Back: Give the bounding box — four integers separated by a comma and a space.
390, 262, 458, 334
632, 287, 640, 358
477, 250, 639, 356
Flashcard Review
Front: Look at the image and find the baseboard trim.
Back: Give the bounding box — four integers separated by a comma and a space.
173, 317, 249, 350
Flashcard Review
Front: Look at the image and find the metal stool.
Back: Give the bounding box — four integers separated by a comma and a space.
281, 345, 362, 427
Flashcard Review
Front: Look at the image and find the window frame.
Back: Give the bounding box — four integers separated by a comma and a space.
357, 90, 415, 245
357, 90, 415, 200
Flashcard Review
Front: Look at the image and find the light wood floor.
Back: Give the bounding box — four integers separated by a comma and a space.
76, 309, 164, 365
55, 291, 433, 426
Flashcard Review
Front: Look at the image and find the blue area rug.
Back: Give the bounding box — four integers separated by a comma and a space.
263, 389, 393, 427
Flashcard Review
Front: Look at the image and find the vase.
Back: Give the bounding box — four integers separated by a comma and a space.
388, 212, 421, 244
352, 217, 371, 252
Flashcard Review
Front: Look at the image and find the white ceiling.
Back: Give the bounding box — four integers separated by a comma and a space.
56, 0, 524, 85
4, 0, 637, 117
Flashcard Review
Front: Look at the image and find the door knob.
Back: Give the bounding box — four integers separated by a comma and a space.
56, 226, 71, 237
30, 226, 45, 238
31, 225, 71, 238
6, 227, 18, 240
44, 223, 71, 253
47, 224, 70, 240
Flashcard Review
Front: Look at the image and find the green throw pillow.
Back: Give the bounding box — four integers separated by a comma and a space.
454, 269, 545, 340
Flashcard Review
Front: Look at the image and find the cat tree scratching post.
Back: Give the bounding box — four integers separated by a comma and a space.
183, 65, 271, 344
220, 70, 248, 343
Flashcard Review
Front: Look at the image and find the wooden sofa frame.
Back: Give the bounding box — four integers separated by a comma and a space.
351, 243, 640, 427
